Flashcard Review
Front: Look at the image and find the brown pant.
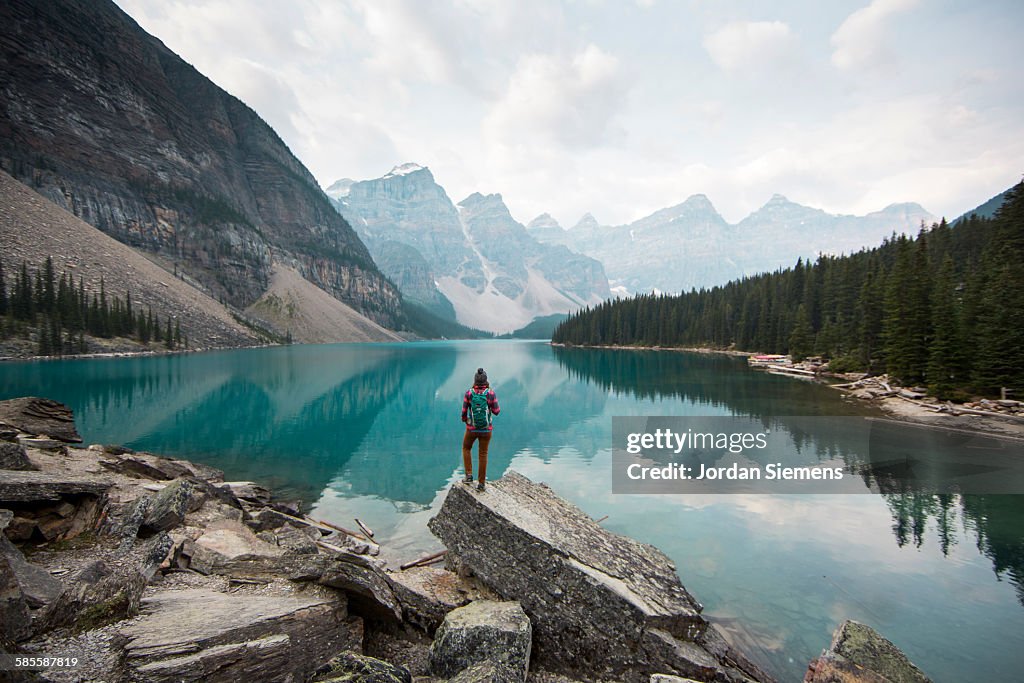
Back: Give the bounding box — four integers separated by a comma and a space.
462, 430, 491, 483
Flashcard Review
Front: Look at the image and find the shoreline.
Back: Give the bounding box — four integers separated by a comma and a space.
552, 341, 1024, 439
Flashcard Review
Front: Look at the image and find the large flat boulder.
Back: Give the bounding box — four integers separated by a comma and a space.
804, 620, 931, 683
428, 471, 771, 682
386, 566, 480, 632
0, 397, 81, 443
119, 588, 362, 682
429, 600, 532, 681
186, 520, 284, 575
0, 471, 110, 503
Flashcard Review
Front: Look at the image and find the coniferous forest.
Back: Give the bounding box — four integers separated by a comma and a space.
0, 256, 186, 356
553, 181, 1024, 398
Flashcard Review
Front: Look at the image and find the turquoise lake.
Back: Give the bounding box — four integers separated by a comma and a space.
1, 340, 1022, 681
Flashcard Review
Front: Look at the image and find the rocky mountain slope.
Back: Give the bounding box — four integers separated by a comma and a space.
334, 164, 610, 334
0, 0, 401, 330
0, 169, 258, 350
529, 195, 935, 295
245, 265, 403, 344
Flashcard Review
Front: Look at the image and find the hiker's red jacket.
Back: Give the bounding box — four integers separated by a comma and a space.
461, 385, 500, 432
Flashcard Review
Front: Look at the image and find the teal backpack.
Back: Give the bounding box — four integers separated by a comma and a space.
469, 390, 492, 429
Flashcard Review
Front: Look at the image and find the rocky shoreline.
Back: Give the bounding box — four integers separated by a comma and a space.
1, 397, 931, 683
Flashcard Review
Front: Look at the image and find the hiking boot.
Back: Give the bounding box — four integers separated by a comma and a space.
463, 474, 473, 484
477, 480, 486, 492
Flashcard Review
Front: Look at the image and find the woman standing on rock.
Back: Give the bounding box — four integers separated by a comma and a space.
461, 368, 500, 492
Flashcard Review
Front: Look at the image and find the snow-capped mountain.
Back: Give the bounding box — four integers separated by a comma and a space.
528, 195, 935, 295
330, 165, 610, 333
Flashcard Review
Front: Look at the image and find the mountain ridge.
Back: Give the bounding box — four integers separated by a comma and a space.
332, 164, 610, 334
0, 0, 402, 332
528, 192, 936, 295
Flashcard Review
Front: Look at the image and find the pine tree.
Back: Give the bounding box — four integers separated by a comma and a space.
788, 303, 813, 361
43, 256, 55, 312
927, 255, 963, 398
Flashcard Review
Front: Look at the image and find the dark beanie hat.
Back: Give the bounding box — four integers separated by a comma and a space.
474, 368, 488, 385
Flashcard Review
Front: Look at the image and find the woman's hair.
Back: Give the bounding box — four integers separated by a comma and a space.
474, 367, 488, 386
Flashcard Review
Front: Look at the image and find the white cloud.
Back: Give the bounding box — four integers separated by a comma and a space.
831, 0, 920, 70
483, 45, 628, 151
112, 0, 1024, 230
704, 21, 794, 72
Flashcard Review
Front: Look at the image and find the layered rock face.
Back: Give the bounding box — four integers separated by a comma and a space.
336, 165, 610, 334
0, 0, 401, 327
428, 472, 772, 682
529, 195, 935, 296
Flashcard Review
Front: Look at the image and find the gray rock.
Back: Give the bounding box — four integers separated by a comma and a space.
0, 442, 36, 471
185, 520, 284, 575
0, 551, 31, 642
428, 472, 770, 682
429, 600, 531, 681
99, 453, 191, 480
119, 588, 362, 682
805, 620, 931, 683
0, 471, 110, 503
112, 495, 153, 549
386, 566, 477, 632
0, 508, 11, 531
272, 524, 321, 555
221, 481, 272, 505
0, 422, 19, 442
0, 534, 62, 608
312, 651, 412, 683
245, 507, 290, 532
141, 476, 241, 534
43, 533, 172, 633
319, 552, 403, 622
447, 660, 521, 683
2, 516, 36, 542
0, 397, 81, 443
650, 676, 703, 683
18, 437, 66, 452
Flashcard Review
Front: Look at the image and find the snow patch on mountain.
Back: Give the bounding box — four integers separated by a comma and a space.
382, 162, 426, 179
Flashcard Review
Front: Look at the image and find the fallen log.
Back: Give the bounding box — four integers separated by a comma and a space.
400, 550, 447, 571
355, 518, 375, 539
313, 517, 369, 541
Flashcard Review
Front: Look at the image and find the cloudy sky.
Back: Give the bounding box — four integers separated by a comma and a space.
115, 0, 1022, 227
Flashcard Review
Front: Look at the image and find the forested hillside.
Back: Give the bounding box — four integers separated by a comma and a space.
553, 181, 1024, 397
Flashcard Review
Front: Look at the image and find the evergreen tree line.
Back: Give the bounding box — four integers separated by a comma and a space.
0, 256, 187, 356
553, 181, 1024, 398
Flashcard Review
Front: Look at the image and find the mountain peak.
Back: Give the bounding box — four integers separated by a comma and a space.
382, 162, 427, 179
572, 213, 600, 231
682, 193, 716, 211
458, 192, 504, 208
528, 213, 563, 231
769, 193, 790, 203
325, 178, 355, 200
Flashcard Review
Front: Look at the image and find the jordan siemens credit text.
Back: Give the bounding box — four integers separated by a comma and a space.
623, 427, 843, 481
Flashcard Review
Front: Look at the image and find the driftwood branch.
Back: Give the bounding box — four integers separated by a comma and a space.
313, 517, 369, 541
400, 549, 447, 571
355, 518, 375, 539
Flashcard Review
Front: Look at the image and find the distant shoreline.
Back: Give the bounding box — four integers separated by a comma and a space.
549, 341, 1024, 440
